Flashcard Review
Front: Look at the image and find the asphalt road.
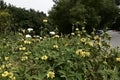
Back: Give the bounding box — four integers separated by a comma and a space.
108, 30, 120, 48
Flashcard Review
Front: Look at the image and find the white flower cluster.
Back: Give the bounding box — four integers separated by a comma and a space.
49, 31, 55, 35
25, 34, 32, 38
27, 28, 33, 32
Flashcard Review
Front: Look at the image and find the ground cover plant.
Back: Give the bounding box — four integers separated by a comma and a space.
0, 27, 120, 80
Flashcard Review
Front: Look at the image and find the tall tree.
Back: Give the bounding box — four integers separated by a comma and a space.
49, 0, 119, 34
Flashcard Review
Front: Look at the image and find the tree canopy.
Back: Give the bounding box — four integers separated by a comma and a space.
0, 1, 47, 35
115, 0, 120, 5
49, 0, 119, 34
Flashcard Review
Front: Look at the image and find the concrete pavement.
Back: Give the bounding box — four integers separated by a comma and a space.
108, 30, 120, 48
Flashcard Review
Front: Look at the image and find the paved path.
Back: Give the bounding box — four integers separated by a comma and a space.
108, 30, 120, 48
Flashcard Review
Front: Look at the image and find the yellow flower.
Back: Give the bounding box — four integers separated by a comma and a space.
87, 35, 91, 38
6, 63, 12, 68
64, 43, 68, 46
21, 38, 24, 41
12, 76, 16, 80
19, 47, 22, 50
41, 55, 48, 60
75, 28, 79, 31
97, 42, 102, 46
80, 52, 85, 57
116, 58, 120, 62
21, 56, 28, 61
47, 71, 55, 79
1, 65, 5, 69
22, 47, 26, 50
105, 32, 108, 34
24, 52, 31, 55
9, 72, 14, 79
103, 61, 107, 65
82, 27, 85, 30
76, 49, 83, 55
5, 56, 9, 61
22, 29, 25, 33
24, 52, 29, 55
76, 49, 90, 57
24, 40, 31, 44
88, 41, 93, 47
85, 52, 90, 57
91, 32, 95, 35
94, 36, 99, 40
71, 32, 75, 36
53, 44, 58, 49
43, 19, 48, 23
44, 36, 47, 39
82, 30, 86, 33
19, 47, 26, 51
77, 34, 80, 37
35, 57, 39, 60
81, 38, 86, 43
2, 71, 9, 77
18, 33, 22, 36
54, 35, 59, 38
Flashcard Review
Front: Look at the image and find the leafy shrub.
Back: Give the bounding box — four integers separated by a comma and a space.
0, 28, 120, 80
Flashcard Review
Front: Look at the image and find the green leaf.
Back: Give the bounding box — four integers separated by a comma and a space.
76, 73, 83, 80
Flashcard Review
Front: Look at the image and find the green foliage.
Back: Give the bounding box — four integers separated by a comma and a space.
49, 0, 119, 33
111, 15, 120, 30
0, 1, 49, 35
115, 0, 120, 5
0, 10, 12, 34
7, 7, 47, 35
0, 28, 120, 80
0, 1, 14, 34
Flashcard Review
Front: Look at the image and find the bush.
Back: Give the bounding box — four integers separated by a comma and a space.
0, 28, 120, 80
